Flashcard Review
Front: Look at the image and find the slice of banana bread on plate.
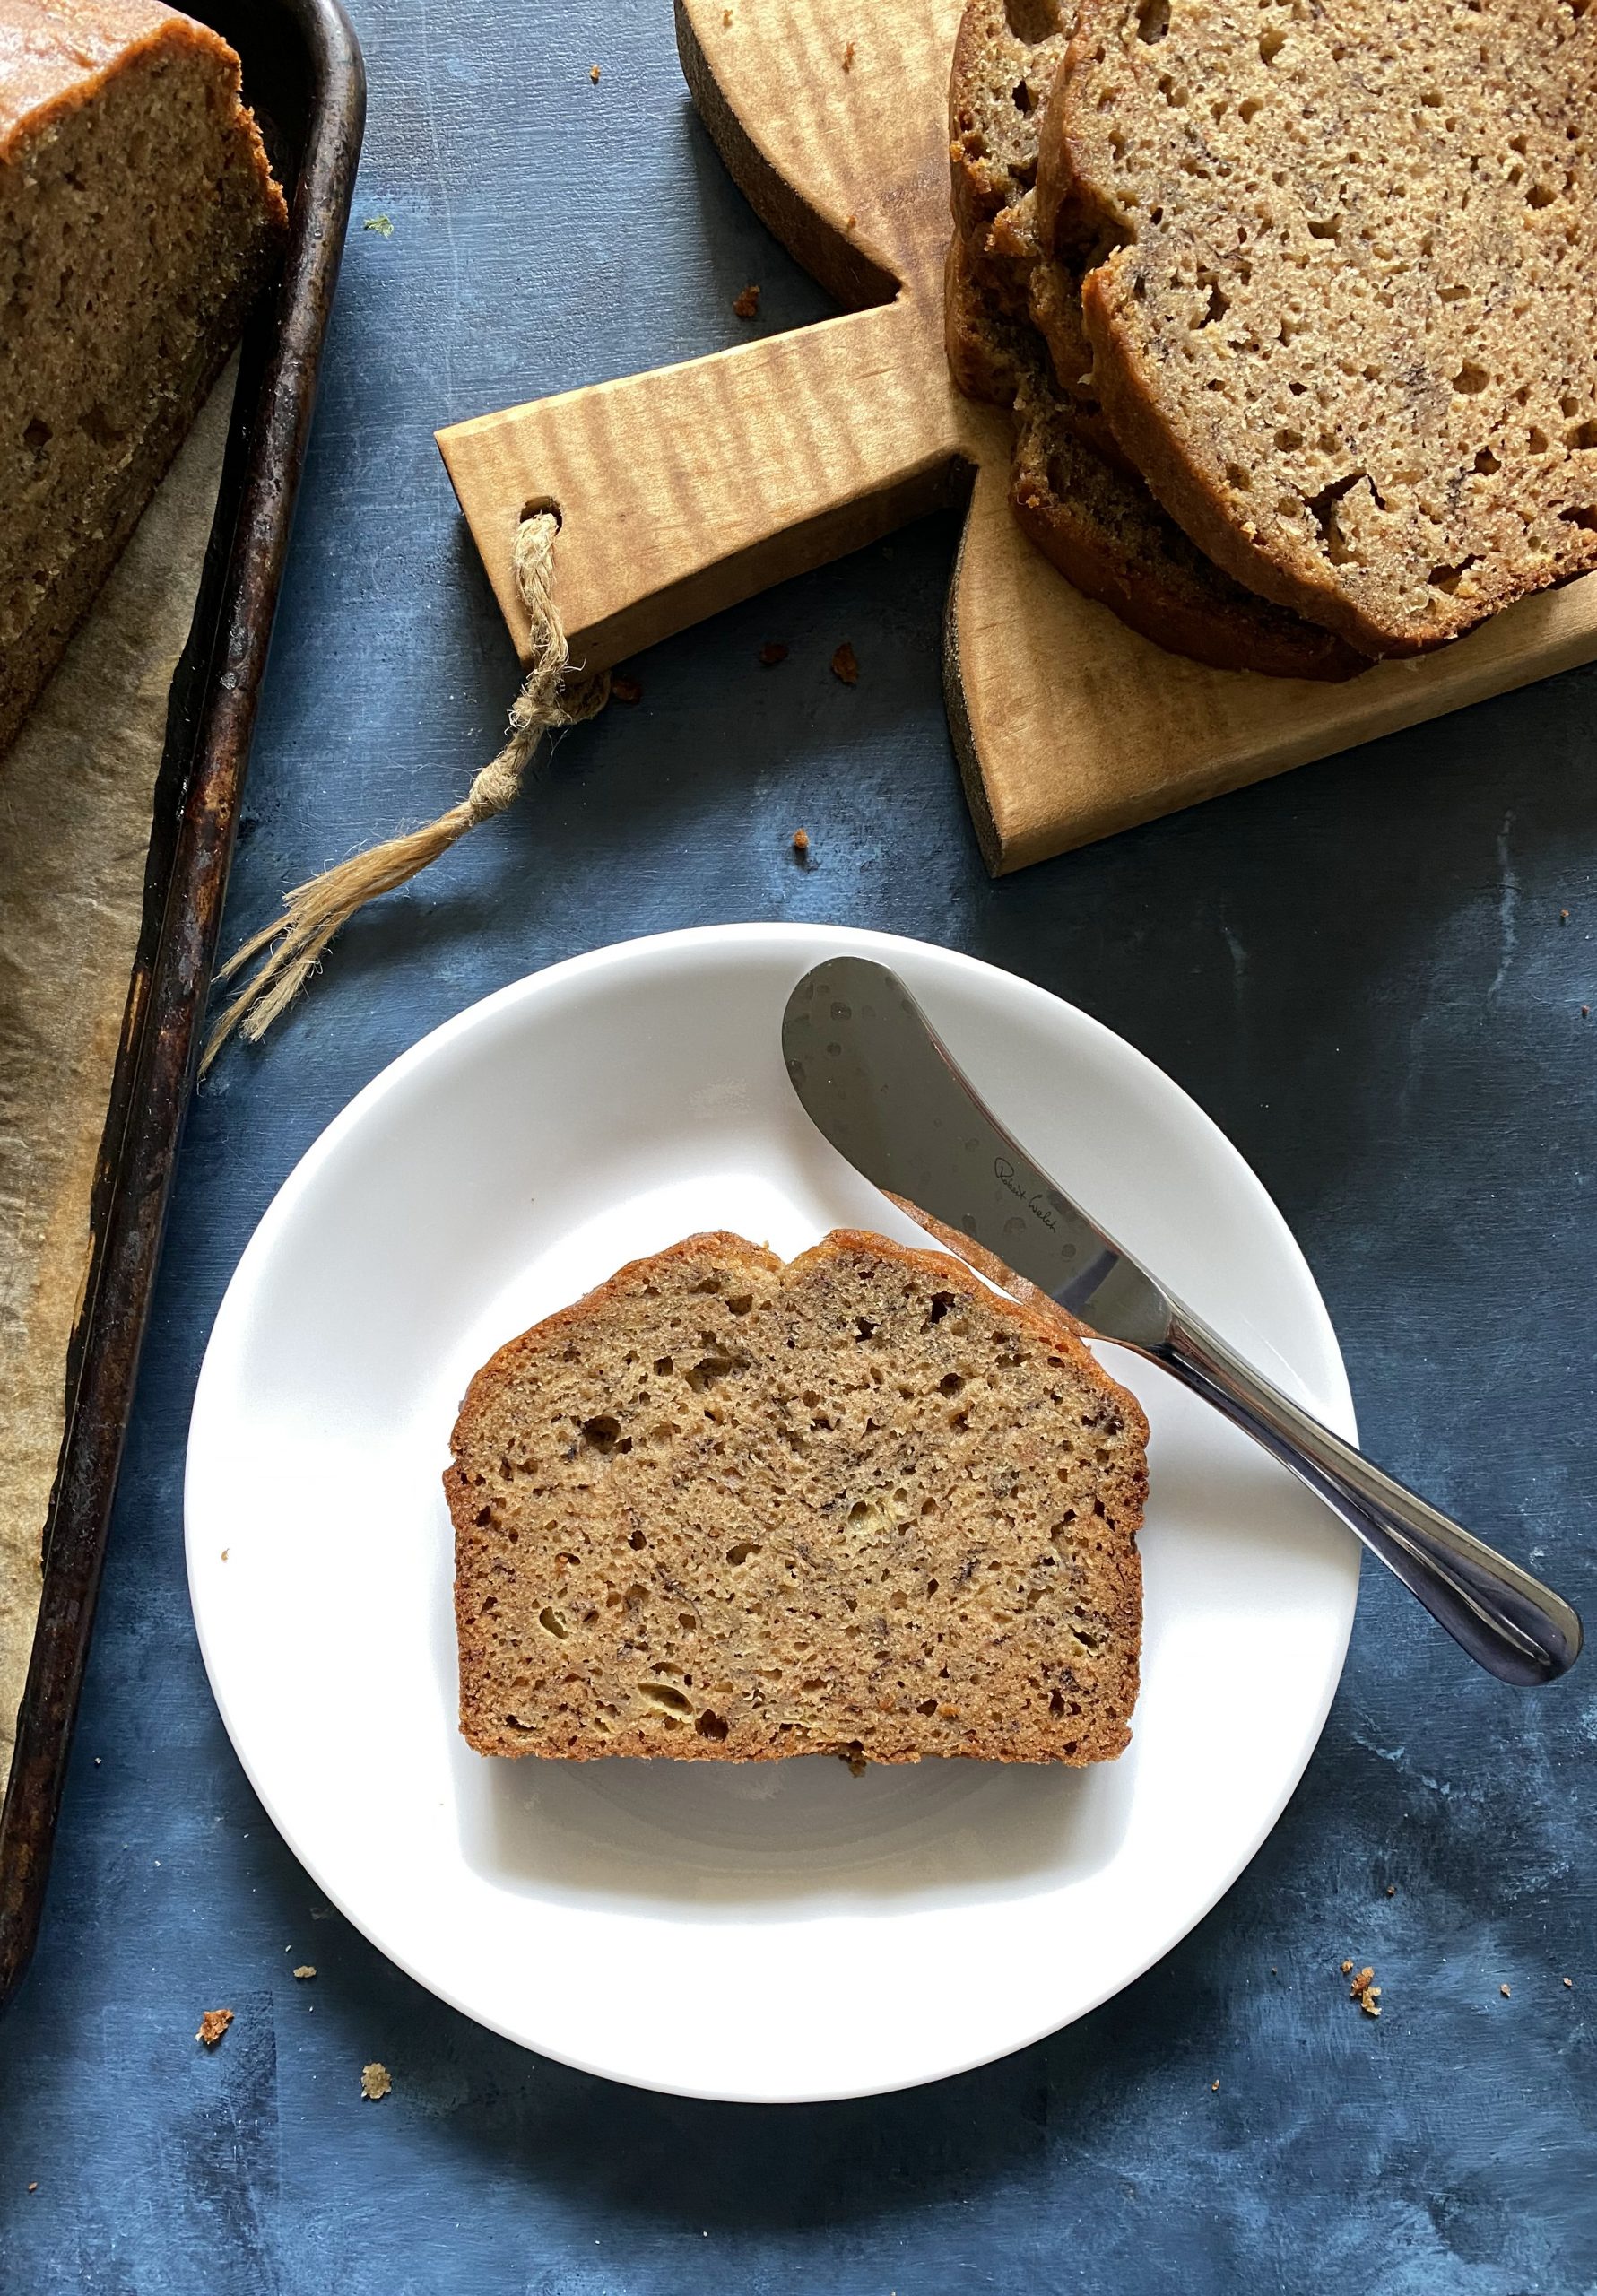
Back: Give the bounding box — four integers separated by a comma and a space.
447, 1229, 1149, 1766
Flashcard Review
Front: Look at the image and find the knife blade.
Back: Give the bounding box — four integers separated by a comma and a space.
780, 954, 1171, 1349
781, 951, 1584, 1687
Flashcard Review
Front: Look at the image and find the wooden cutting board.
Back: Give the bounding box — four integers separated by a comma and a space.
437, 0, 1597, 874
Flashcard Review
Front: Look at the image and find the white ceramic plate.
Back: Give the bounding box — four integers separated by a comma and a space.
187, 924, 1358, 2102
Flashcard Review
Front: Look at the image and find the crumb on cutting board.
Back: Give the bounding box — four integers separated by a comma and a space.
361, 2062, 392, 2100
732, 283, 760, 319
830, 640, 859, 685
842, 39, 855, 69
196, 2008, 233, 2048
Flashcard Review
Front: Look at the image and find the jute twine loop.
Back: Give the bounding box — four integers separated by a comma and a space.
201, 511, 608, 1072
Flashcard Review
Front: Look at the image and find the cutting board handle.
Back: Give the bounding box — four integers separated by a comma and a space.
438, 296, 966, 674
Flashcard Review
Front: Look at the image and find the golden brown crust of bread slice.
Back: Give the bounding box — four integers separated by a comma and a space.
447, 1229, 1148, 1766
1042, 0, 1597, 657
880, 1191, 1089, 1329
1011, 359, 1367, 680
947, 237, 1367, 680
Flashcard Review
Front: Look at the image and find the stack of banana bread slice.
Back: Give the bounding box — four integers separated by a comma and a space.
948, 0, 1597, 674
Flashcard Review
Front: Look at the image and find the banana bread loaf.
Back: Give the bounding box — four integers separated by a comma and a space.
0, 0, 286, 756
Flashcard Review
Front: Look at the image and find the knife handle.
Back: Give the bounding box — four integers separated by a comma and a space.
1157, 1311, 1584, 1686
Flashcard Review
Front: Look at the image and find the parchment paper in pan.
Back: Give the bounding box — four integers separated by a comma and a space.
0, 365, 236, 1794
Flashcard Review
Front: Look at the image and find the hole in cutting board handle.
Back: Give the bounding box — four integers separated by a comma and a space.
519, 495, 563, 530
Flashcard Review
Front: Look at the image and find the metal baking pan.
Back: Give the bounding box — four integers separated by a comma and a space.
0, 0, 365, 2008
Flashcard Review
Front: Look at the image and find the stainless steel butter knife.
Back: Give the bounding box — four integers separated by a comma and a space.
781, 954, 1582, 1686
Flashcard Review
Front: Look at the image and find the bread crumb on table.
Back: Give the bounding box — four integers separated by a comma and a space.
1566, 1977, 1575, 1987
589, 63, 601, 83
292, 1966, 316, 1980
830, 640, 860, 684
361, 214, 393, 237
792, 828, 810, 855
28, 2183, 38, 2193
759, 640, 788, 666
1346, 1964, 1381, 2017
732, 283, 761, 319
611, 674, 643, 704
1211, 2079, 1219, 2092
1500, 1984, 1512, 1997
196, 2008, 234, 2048
361, 2062, 392, 2100
1385, 1883, 1396, 1896
1561, 909, 1570, 923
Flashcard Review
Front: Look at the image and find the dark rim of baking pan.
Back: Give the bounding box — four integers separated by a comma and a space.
0, 0, 367, 2011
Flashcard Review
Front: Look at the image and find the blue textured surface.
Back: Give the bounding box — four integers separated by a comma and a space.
3, 3, 1596, 2287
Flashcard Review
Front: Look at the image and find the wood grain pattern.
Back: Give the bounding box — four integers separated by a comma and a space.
437, 0, 1597, 871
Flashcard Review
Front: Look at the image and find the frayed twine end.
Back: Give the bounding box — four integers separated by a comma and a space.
201, 512, 607, 1074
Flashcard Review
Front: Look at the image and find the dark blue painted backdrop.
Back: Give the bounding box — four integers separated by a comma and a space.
2, 3, 1594, 2288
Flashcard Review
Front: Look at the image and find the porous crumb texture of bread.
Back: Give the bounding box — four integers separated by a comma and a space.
1042, 0, 1597, 654
0, 0, 287, 755
947, 228, 1364, 679
447, 1231, 1148, 1766
1027, 244, 1100, 406
1011, 351, 1365, 680
944, 232, 1029, 406
949, 0, 1073, 312
950, 6, 1141, 417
